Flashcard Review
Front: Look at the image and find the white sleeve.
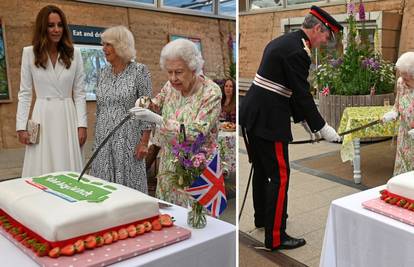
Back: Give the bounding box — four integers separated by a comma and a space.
72, 48, 87, 128
16, 47, 33, 131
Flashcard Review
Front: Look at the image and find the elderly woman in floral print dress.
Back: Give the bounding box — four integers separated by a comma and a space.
382, 51, 414, 175
132, 39, 222, 207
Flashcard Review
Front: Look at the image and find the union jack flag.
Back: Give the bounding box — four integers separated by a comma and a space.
185, 152, 227, 217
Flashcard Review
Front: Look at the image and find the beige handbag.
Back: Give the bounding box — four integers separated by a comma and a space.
27, 120, 40, 144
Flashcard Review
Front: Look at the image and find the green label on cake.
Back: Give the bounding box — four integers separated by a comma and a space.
28, 173, 117, 203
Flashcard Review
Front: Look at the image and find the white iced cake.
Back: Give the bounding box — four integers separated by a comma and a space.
0, 172, 160, 246
380, 171, 414, 208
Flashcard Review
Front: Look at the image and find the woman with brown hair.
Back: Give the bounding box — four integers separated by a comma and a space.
219, 78, 236, 123
16, 5, 87, 177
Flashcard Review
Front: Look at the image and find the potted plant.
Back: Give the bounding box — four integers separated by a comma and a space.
313, 0, 396, 130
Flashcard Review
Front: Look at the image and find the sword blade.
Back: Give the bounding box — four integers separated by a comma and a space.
290, 119, 382, 144
338, 119, 381, 136
77, 114, 132, 182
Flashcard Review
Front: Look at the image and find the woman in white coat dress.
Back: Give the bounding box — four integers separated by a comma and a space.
16, 5, 87, 177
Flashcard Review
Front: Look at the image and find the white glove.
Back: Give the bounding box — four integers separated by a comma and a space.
319, 123, 341, 142
382, 110, 398, 123
129, 107, 163, 125
408, 129, 414, 139
135, 96, 152, 108
300, 121, 321, 142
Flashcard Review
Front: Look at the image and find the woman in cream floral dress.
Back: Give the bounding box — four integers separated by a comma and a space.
382, 52, 414, 175
137, 39, 221, 207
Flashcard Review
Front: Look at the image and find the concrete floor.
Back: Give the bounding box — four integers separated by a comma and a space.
238, 123, 361, 267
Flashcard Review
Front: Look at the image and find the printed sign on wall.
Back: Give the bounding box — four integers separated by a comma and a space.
69, 25, 107, 101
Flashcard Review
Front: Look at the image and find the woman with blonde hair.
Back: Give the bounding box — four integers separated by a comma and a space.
16, 5, 87, 177
382, 51, 414, 175
131, 38, 222, 206
89, 25, 152, 193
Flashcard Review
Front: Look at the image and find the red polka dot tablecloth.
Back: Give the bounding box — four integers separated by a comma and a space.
362, 197, 414, 226
0, 225, 191, 267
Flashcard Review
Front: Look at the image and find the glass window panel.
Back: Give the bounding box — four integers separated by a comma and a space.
251, 0, 281, 9
126, 0, 155, 4
163, 0, 213, 13
287, 0, 322, 5
219, 0, 236, 17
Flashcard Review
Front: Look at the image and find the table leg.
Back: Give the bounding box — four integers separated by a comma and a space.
353, 138, 361, 184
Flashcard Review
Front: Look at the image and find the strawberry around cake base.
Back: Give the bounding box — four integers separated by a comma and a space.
0, 172, 160, 244
0, 224, 191, 267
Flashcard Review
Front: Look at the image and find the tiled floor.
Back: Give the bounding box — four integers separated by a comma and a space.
238, 123, 361, 267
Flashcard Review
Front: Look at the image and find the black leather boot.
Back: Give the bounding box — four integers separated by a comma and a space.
278, 234, 306, 250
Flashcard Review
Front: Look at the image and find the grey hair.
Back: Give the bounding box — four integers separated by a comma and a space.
160, 38, 204, 75
101, 25, 136, 63
396, 51, 414, 76
302, 14, 330, 32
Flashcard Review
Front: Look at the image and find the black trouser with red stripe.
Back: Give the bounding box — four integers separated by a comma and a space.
247, 131, 290, 249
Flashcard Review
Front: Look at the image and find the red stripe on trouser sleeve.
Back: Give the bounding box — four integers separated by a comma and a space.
272, 142, 288, 248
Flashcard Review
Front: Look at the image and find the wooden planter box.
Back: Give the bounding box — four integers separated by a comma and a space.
318, 92, 395, 130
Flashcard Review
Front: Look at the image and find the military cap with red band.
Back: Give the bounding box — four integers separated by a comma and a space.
310, 5, 343, 33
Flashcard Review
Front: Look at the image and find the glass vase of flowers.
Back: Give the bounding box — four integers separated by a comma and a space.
168, 126, 209, 229
187, 201, 207, 229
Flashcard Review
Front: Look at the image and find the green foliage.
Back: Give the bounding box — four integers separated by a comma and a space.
313, 1, 395, 96
227, 62, 236, 80
0, 56, 9, 97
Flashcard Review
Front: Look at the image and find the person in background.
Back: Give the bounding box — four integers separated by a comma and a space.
16, 5, 87, 177
219, 78, 236, 123
131, 38, 222, 207
382, 51, 414, 175
89, 25, 152, 193
239, 6, 342, 251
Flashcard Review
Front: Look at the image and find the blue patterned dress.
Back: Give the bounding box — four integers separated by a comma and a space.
90, 62, 152, 193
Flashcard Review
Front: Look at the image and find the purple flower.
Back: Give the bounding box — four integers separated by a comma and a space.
362, 58, 380, 70
329, 58, 343, 68
182, 158, 193, 169
191, 133, 205, 154
172, 146, 180, 157
183, 145, 192, 154
359, 3, 365, 21
347, 2, 355, 15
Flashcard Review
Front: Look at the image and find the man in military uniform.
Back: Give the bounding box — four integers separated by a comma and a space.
239, 6, 343, 251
